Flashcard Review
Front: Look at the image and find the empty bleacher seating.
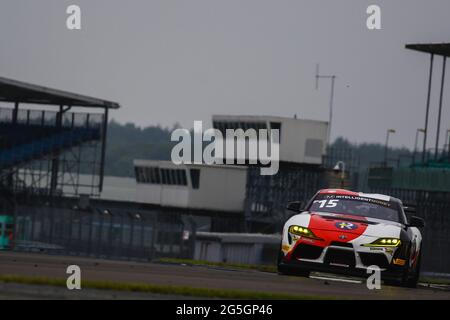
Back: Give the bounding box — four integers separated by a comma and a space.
0, 108, 102, 170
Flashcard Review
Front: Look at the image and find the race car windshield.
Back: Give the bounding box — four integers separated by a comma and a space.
307, 195, 401, 222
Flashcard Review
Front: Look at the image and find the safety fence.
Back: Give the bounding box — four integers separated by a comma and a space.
245, 165, 326, 232
369, 188, 450, 274
12, 203, 194, 261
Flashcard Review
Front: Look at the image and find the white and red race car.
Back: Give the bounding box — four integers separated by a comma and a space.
278, 189, 424, 287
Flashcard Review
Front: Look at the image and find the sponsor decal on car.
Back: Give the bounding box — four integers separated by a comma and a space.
392, 258, 406, 266
335, 221, 358, 230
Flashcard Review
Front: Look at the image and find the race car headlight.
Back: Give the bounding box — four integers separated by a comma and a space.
362, 238, 401, 247
288, 225, 322, 240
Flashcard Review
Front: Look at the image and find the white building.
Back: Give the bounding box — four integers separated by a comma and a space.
21, 161, 247, 214
133, 160, 247, 212
212, 115, 328, 165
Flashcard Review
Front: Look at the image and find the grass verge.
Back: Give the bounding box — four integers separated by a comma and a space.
0, 274, 335, 300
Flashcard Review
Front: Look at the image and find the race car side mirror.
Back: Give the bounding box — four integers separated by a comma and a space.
409, 216, 425, 228
403, 206, 416, 214
286, 201, 304, 212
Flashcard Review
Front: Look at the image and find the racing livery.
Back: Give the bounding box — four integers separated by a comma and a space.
278, 189, 424, 287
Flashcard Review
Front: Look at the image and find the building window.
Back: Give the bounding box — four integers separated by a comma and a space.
153, 167, 161, 184
145, 167, 152, 183
135, 166, 146, 183
190, 169, 200, 189
167, 170, 173, 185
134, 167, 141, 183
170, 170, 180, 185
270, 122, 281, 141
161, 169, 168, 184
135, 166, 190, 186
179, 170, 187, 186
212, 121, 268, 136
165, 169, 171, 184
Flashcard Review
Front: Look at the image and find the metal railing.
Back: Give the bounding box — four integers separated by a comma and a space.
13, 204, 194, 261
369, 188, 450, 274
0, 107, 103, 129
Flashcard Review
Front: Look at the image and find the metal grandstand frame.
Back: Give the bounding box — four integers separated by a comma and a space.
405, 43, 450, 165
0, 76, 120, 198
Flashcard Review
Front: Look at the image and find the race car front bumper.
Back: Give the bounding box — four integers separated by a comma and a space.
279, 242, 408, 280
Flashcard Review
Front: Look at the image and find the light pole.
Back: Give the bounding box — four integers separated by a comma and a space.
445, 129, 450, 161
422, 54, 434, 164
413, 128, 426, 164
384, 129, 396, 166
435, 56, 447, 160
315, 64, 337, 146
333, 161, 346, 188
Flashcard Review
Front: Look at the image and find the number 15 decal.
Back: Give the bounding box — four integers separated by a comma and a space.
313, 199, 338, 208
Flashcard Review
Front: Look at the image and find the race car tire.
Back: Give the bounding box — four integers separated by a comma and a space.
277, 248, 294, 275
277, 264, 295, 276
277, 248, 310, 277
277, 264, 310, 277
295, 269, 311, 277
401, 250, 421, 288
385, 248, 421, 288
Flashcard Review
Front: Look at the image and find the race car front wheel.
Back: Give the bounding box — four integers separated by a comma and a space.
277, 264, 310, 277
385, 248, 421, 288
401, 250, 421, 288
277, 247, 310, 277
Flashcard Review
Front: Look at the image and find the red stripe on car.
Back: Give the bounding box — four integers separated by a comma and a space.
308, 214, 368, 243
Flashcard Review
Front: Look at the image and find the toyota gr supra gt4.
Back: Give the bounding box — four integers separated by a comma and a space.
278, 189, 425, 287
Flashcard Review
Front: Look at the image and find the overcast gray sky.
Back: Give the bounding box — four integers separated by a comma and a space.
1, 0, 450, 149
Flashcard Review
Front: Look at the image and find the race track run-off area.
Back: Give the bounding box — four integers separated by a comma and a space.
0, 252, 449, 299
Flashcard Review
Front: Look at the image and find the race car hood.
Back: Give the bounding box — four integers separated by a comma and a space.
292, 211, 403, 238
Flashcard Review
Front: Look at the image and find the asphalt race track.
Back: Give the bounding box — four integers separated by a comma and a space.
0, 252, 449, 299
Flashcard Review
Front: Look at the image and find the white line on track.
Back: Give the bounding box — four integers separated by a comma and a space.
418, 283, 450, 290
309, 275, 363, 284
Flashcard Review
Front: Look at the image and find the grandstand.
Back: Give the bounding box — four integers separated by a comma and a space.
0, 76, 119, 200
0, 76, 120, 250
0, 77, 194, 260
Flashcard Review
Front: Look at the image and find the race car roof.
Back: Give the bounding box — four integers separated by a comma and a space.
318, 189, 398, 202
